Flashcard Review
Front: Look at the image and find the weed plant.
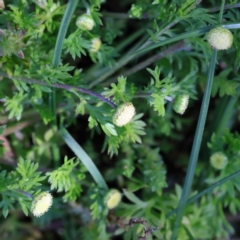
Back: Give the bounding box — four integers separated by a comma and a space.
0, 0, 240, 239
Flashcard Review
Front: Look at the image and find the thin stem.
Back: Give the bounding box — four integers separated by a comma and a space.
0, 72, 117, 108
170, 50, 217, 240
12, 189, 34, 199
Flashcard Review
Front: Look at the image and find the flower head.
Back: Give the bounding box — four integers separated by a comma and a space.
207, 27, 233, 50
31, 192, 53, 217
173, 94, 189, 114
90, 38, 101, 53
76, 14, 95, 31
113, 102, 136, 127
104, 189, 122, 209
210, 152, 228, 170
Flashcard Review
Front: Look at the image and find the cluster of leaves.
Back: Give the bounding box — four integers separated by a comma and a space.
0, 157, 45, 217
46, 156, 86, 202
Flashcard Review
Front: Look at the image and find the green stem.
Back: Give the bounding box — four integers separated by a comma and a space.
50, 0, 78, 124
218, 0, 225, 24
170, 50, 217, 240
60, 127, 108, 190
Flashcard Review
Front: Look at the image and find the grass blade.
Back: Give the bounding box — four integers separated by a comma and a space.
50, 0, 78, 125
171, 50, 217, 239
60, 127, 108, 190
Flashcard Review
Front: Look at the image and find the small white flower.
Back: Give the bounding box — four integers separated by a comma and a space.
31, 192, 53, 217
207, 27, 233, 50
104, 189, 122, 209
76, 14, 95, 31
90, 38, 101, 53
113, 102, 136, 127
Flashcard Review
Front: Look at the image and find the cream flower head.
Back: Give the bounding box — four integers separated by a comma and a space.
173, 94, 189, 115
210, 152, 228, 170
76, 14, 95, 31
31, 192, 53, 217
90, 38, 102, 53
207, 27, 233, 50
113, 102, 136, 127
104, 189, 122, 209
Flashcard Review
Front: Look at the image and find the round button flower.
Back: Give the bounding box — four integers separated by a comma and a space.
76, 14, 95, 31
104, 189, 122, 209
207, 27, 233, 50
113, 102, 136, 127
90, 38, 102, 53
173, 94, 189, 114
31, 192, 53, 217
210, 152, 228, 170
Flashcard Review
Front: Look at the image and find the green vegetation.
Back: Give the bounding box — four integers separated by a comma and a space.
1, 0, 240, 239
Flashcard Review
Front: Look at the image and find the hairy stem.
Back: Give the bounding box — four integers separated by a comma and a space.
12, 189, 34, 199
0, 72, 117, 108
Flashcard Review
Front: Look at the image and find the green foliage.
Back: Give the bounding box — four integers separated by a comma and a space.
103, 113, 146, 156
103, 76, 132, 103
46, 156, 85, 202
37, 64, 74, 84
90, 44, 118, 67
15, 157, 46, 191
138, 147, 167, 192
4, 90, 27, 120
63, 31, 91, 59
0, 29, 25, 58
146, 66, 174, 116
212, 68, 239, 97
1, 0, 240, 239
0, 157, 46, 217
6, 5, 38, 32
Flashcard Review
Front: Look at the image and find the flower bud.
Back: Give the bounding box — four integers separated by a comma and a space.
207, 27, 233, 50
76, 14, 95, 31
31, 192, 53, 217
173, 94, 189, 114
210, 152, 228, 170
90, 38, 101, 53
113, 102, 136, 127
104, 189, 122, 209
